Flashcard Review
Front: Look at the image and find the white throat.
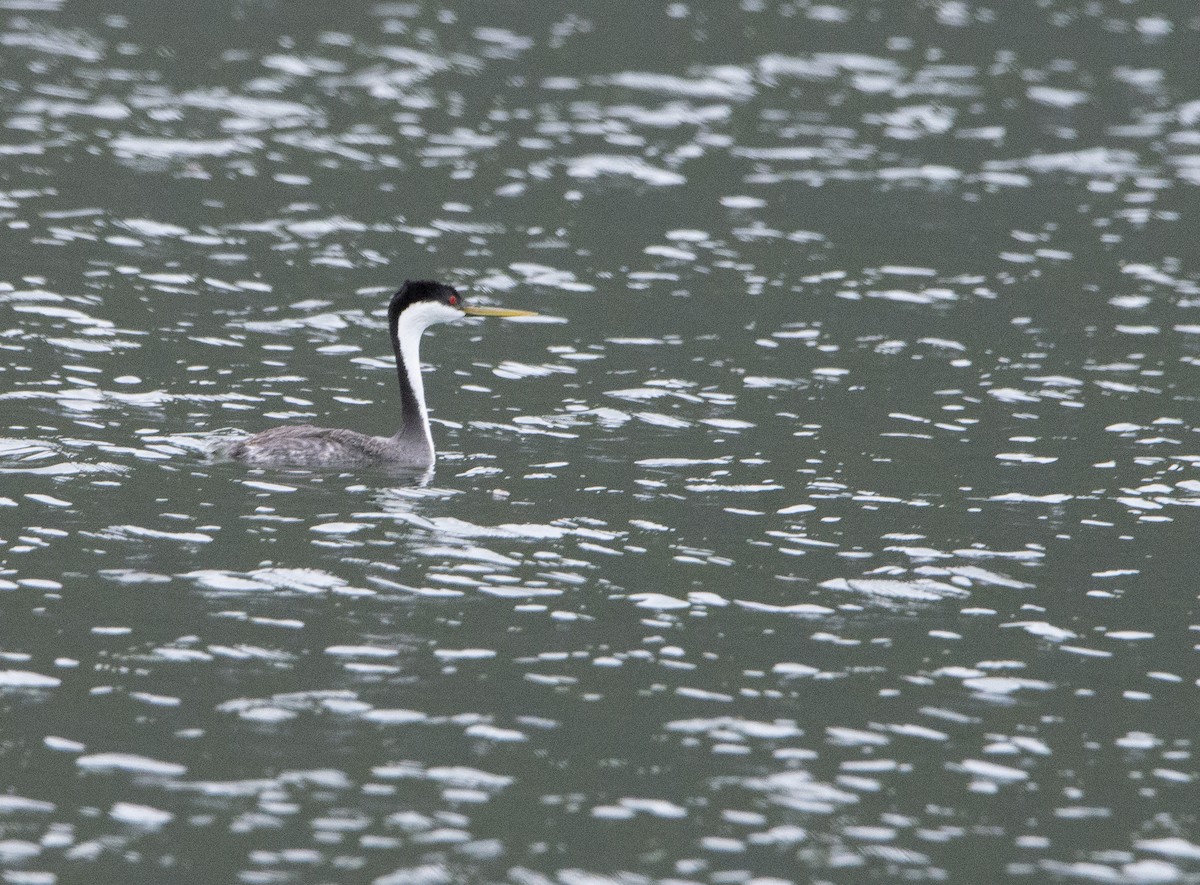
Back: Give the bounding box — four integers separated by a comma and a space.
394, 300, 462, 455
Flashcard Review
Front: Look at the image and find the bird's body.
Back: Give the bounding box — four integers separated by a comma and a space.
222, 425, 431, 468
220, 281, 534, 469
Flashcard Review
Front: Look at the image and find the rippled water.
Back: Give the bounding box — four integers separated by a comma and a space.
2, 1, 1199, 882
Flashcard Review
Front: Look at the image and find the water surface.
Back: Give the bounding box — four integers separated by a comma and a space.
2, 1, 1199, 883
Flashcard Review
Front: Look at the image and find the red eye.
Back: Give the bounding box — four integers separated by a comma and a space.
448, 295, 458, 306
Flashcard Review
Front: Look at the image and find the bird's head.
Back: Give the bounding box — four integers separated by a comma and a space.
389, 280, 537, 334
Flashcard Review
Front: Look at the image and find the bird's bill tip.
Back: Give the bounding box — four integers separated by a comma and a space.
461, 305, 539, 318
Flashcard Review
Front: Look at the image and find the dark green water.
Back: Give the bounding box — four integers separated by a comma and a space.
1, 1, 1198, 883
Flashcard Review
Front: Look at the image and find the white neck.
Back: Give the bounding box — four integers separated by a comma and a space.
393, 300, 462, 456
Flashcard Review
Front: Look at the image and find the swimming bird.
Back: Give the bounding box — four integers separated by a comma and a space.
223, 280, 536, 468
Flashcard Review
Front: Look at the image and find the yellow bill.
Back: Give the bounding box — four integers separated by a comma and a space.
461, 305, 539, 318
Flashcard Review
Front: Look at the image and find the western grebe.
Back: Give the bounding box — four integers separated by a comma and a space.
223, 280, 536, 468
